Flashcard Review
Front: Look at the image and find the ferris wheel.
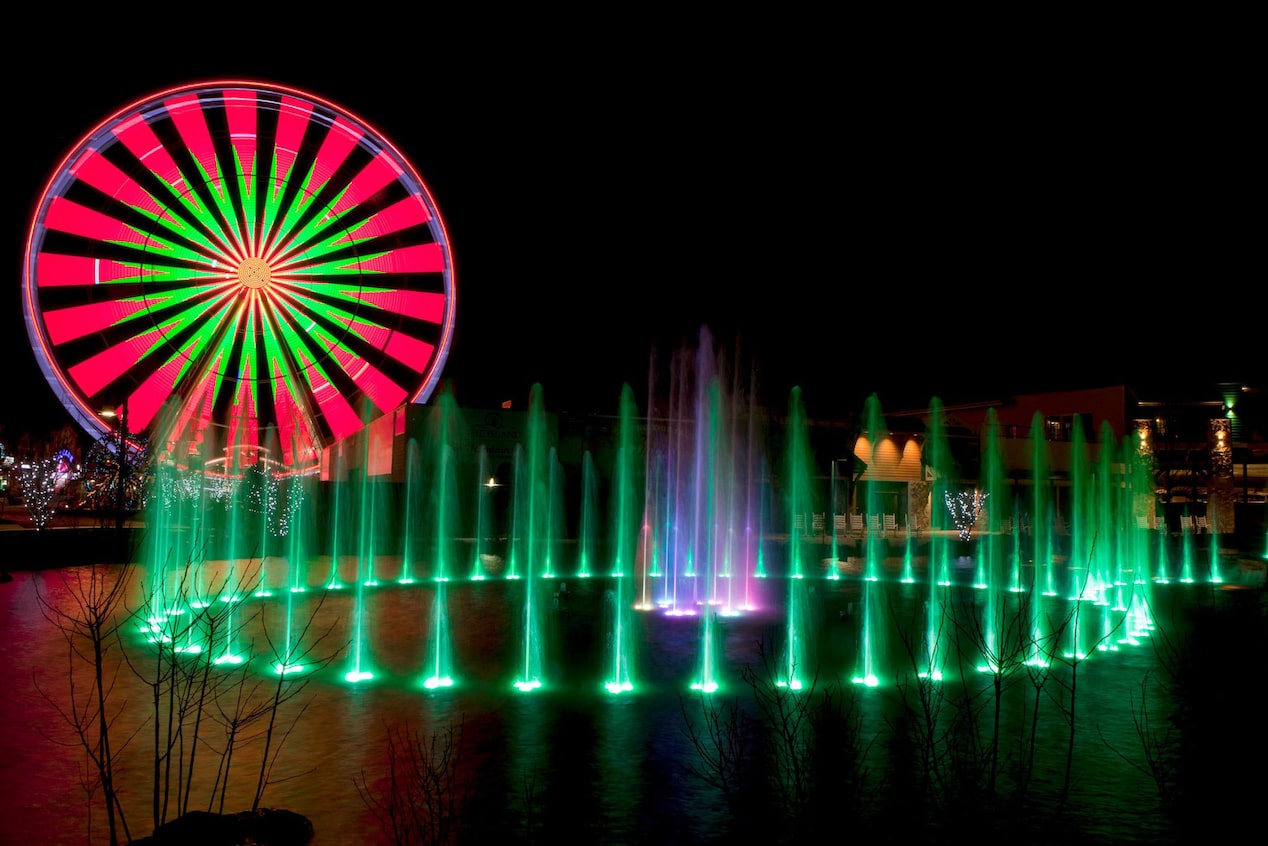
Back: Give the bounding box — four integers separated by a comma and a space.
22, 80, 456, 469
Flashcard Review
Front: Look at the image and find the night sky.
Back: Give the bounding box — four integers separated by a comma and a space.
3, 30, 1258, 447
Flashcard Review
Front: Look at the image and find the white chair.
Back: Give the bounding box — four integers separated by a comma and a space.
850, 514, 864, 535
812, 512, 825, 536
1195, 515, 1209, 534
833, 513, 848, 537
794, 513, 806, 536
883, 513, 897, 534
867, 514, 881, 535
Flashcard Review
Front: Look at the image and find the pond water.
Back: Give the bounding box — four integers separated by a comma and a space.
1, 539, 1262, 844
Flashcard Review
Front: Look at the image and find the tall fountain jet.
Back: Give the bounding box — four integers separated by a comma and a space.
776, 386, 820, 690
512, 384, 550, 692
602, 384, 641, 694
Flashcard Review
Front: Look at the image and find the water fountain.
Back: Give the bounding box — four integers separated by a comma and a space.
35, 324, 1262, 846
512, 384, 550, 692
777, 386, 816, 690
345, 462, 382, 682
977, 408, 1008, 671
578, 451, 600, 580
921, 397, 951, 681
413, 389, 466, 688
601, 384, 640, 694
470, 445, 495, 581
400, 439, 423, 585
851, 393, 890, 687
115, 327, 1259, 708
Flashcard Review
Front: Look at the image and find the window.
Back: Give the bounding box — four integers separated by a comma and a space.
1046, 417, 1067, 442
1044, 414, 1093, 442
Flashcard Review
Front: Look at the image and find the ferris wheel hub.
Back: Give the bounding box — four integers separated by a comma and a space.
237, 257, 272, 289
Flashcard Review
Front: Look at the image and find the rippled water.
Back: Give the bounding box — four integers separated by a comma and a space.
1, 547, 1260, 844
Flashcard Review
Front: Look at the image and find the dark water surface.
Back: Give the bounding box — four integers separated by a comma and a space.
1, 546, 1263, 844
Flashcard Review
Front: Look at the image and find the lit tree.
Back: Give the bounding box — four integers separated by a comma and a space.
82, 432, 153, 521
19, 456, 60, 530
944, 488, 989, 541
0, 440, 10, 502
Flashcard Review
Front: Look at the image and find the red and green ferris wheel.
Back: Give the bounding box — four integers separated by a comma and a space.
22, 80, 456, 470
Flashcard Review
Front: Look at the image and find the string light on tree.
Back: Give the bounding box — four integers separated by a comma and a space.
19, 457, 60, 530
160, 468, 203, 508
944, 488, 989, 541
82, 433, 152, 517
274, 474, 308, 539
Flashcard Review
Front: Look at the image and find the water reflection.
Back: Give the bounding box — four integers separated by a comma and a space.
0, 548, 1262, 844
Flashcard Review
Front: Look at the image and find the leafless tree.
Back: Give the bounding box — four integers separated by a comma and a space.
355, 718, 471, 846
36, 535, 342, 845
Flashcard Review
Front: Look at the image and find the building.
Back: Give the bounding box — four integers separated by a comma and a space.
314, 380, 1267, 549
871, 381, 1266, 542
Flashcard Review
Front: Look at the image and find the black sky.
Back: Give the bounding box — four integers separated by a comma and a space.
2, 28, 1259, 445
